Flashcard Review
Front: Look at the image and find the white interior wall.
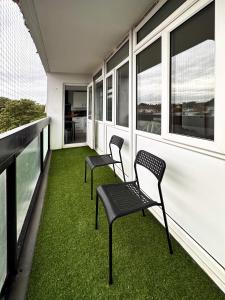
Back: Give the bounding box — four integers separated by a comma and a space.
46, 72, 91, 149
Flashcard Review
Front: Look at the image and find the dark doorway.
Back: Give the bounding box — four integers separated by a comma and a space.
64, 85, 87, 144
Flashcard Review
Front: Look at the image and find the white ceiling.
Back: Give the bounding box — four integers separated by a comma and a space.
20, 0, 154, 75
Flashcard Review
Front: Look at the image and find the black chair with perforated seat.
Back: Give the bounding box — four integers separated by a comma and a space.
84, 135, 126, 199
95, 150, 173, 284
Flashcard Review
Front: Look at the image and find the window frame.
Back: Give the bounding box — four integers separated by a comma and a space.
105, 71, 114, 125
135, 34, 163, 137
134, 32, 163, 141
94, 76, 104, 123
114, 57, 130, 130
133, 0, 199, 51
105, 37, 129, 75
133, 0, 225, 155
87, 82, 93, 121
161, 0, 218, 152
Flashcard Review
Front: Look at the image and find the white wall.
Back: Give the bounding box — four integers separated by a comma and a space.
46, 72, 91, 149
87, 0, 225, 293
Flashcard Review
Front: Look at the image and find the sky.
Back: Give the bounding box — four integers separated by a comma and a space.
0, 0, 47, 104
137, 40, 214, 106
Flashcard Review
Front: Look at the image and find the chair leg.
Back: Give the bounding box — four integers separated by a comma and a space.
121, 162, 126, 182
112, 164, 116, 177
109, 223, 113, 285
142, 209, 146, 217
84, 160, 87, 183
161, 204, 173, 254
95, 193, 99, 230
91, 169, 93, 200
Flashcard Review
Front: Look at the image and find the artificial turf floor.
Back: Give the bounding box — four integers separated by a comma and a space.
27, 147, 225, 300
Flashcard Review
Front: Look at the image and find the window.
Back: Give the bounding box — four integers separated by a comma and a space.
136, 38, 161, 134
95, 80, 103, 121
137, 0, 186, 43
116, 62, 129, 127
106, 76, 113, 122
106, 41, 129, 73
93, 69, 102, 81
170, 2, 215, 140
88, 87, 92, 120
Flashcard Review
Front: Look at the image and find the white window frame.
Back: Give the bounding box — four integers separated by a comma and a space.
133, 0, 199, 51
94, 75, 104, 123
161, 0, 219, 153
87, 82, 93, 121
133, 0, 225, 156
105, 71, 114, 125
134, 32, 163, 141
105, 37, 129, 75
114, 57, 130, 131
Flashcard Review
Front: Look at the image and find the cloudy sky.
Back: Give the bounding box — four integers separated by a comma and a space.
137, 39, 214, 106
0, 0, 47, 104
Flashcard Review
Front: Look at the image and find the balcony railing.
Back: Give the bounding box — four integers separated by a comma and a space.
0, 117, 50, 297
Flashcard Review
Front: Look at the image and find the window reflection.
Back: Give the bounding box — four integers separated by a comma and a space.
88, 87, 92, 120
95, 81, 103, 121
170, 2, 215, 140
116, 63, 129, 127
137, 38, 161, 134
106, 76, 112, 121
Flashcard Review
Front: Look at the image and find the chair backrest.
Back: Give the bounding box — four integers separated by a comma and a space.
109, 135, 124, 161
134, 150, 166, 183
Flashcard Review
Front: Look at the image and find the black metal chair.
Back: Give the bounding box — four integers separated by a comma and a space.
95, 150, 173, 284
84, 135, 126, 199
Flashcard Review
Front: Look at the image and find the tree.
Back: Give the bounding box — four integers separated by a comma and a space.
0, 98, 46, 133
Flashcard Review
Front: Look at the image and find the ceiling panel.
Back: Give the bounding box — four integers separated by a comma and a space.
27, 0, 154, 74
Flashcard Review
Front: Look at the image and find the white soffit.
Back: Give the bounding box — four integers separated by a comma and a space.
19, 0, 154, 74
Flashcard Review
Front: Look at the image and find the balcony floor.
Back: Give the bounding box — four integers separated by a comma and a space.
26, 147, 224, 299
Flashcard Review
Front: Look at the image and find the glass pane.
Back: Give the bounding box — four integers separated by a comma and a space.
64, 88, 87, 144
137, 0, 186, 43
170, 2, 215, 140
93, 69, 102, 81
95, 81, 103, 121
43, 126, 48, 161
106, 76, 113, 122
106, 41, 129, 73
116, 62, 129, 127
136, 38, 161, 134
16, 136, 40, 239
0, 171, 7, 291
88, 87, 92, 120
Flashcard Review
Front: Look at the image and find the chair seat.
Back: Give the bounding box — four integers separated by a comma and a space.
97, 181, 158, 224
86, 154, 118, 169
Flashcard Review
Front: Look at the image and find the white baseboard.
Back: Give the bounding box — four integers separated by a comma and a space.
148, 206, 225, 294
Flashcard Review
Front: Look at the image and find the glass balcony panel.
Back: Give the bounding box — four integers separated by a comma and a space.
16, 136, 40, 239
0, 171, 7, 291
43, 126, 48, 161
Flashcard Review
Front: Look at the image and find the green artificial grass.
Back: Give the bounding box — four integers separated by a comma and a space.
27, 147, 225, 300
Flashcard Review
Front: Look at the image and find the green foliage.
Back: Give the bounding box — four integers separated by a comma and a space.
0, 97, 46, 133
